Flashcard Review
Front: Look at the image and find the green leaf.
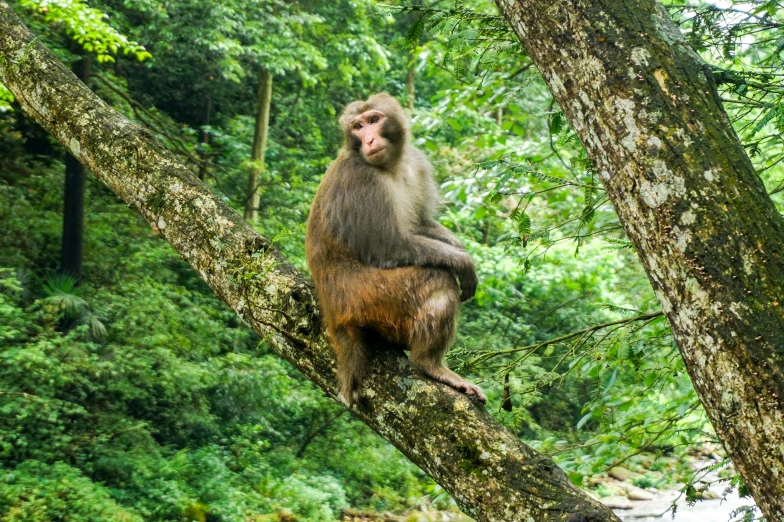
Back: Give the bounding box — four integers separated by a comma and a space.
576, 411, 593, 430
516, 213, 531, 235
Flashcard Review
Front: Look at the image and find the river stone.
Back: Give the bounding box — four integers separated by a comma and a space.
699, 489, 721, 499
600, 496, 634, 509
609, 466, 639, 481
626, 485, 655, 501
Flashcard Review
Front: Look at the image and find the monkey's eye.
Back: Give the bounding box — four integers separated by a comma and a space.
354, 123, 362, 130
370, 115, 379, 124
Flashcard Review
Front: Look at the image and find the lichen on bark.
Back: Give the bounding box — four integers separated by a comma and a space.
495, 0, 784, 519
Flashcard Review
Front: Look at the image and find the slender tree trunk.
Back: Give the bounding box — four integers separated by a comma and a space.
244, 68, 272, 223
0, 6, 619, 520
61, 53, 89, 281
494, 1, 784, 518
404, 0, 422, 111
406, 47, 416, 111
197, 94, 212, 181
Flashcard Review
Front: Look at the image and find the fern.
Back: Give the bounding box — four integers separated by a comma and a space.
44, 274, 87, 314
515, 212, 532, 235
603, 237, 635, 251
748, 103, 780, 138
43, 274, 106, 340
403, 14, 426, 47
599, 304, 642, 316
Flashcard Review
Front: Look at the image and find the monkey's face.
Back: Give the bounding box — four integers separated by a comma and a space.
350, 110, 398, 167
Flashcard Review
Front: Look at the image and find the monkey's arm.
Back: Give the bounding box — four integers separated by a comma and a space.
331, 213, 477, 300
415, 158, 467, 250
324, 168, 477, 300
379, 234, 477, 301
348, 220, 475, 294
417, 220, 466, 250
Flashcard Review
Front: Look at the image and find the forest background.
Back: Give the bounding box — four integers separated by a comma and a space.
1, 0, 783, 520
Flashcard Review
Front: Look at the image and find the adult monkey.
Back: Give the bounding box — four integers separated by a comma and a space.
306, 93, 485, 405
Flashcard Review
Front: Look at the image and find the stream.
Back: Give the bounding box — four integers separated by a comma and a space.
612, 465, 757, 522
614, 488, 753, 521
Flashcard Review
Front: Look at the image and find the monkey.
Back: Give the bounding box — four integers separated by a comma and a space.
305, 93, 486, 405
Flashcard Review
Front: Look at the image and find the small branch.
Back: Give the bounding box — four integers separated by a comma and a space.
0, 390, 40, 399
603, 402, 701, 472
465, 311, 664, 367
296, 410, 346, 458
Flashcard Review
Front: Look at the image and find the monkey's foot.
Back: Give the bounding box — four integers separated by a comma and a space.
448, 380, 486, 403
338, 387, 361, 406
418, 365, 488, 404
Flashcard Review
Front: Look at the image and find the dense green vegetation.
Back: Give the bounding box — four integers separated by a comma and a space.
1, 0, 782, 520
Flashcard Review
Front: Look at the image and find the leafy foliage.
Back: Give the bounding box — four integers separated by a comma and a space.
19, 0, 151, 62
0, 157, 432, 520
3, 0, 780, 518
0, 85, 13, 110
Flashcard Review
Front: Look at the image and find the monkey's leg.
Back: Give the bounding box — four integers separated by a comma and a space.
332, 325, 369, 404
408, 289, 487, 403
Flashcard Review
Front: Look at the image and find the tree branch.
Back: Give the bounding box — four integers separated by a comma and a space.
463, 312, 664, 367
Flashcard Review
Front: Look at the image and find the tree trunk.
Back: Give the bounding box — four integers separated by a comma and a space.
0, 5, 619, 521
244, 68, 272, 223
61, 53, 89, 281
494, 0, 784, 518
406, 47, 416, 111
197, 94, 211, 181
404, 0, 422, 111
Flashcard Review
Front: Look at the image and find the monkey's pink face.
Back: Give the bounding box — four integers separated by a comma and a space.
351, 110, 389, 165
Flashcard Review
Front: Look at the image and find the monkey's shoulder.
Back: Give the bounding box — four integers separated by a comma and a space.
405, 144, 432, 170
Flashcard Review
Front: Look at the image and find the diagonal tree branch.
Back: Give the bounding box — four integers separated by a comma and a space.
0, 3, 618, 521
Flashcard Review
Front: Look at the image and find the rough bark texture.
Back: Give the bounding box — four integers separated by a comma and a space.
494, 0, 784, 518
244, 68, 272, 222
0, 4, 620, 521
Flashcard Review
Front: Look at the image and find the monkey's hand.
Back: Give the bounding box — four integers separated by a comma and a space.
438, 234, 466, 250
454, 254, 478, 302
417, 221, 466, 250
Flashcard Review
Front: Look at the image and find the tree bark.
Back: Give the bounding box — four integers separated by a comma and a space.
61, 53, 89, 281
244, 68, 272, 223
0, 4, 619, 521
494, 0, 784, 519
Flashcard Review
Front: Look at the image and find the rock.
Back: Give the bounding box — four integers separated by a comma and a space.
600, 495, 634, 509
626, 485, 655, 501
609, 466, 639, 482
587, 476, 605, 487
698, 489, 721, 500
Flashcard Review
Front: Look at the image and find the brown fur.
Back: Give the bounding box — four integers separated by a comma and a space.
306, 93, 485, 404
